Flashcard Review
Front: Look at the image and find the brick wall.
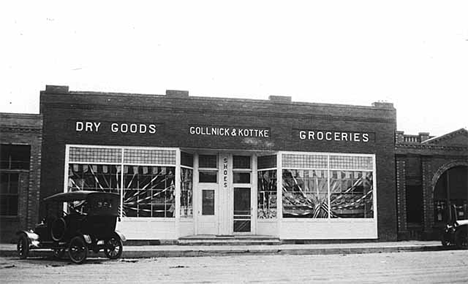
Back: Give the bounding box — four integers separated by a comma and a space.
0, 113, 42, 243
396, 132, 468, 240
40, 86, 397, 240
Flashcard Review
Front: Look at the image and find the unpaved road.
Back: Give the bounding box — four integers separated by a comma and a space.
1, 250, 468, 283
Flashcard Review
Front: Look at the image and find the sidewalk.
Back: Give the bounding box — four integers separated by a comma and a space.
0, 241, 444, 258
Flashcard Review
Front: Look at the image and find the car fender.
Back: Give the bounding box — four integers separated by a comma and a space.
82, 234, 93, 244
16, 230, 40, 248
114, 230, 126, 242
455, 220, 468, 227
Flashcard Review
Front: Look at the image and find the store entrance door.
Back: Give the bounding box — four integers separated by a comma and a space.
195, 153, 254, 236
233, 187, 251, 233
197, 183, 218, 235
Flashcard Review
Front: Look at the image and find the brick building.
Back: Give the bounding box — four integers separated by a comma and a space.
38, 85, 397, 241
3, 85, 465, 243
396, 129, 468, 240
0, 113, 42, 242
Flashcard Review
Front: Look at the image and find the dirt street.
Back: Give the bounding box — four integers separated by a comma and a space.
1, 250, 467, 283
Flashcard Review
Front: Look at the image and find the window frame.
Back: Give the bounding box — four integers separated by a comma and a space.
65, 145, 179, 219
280, 151, 376, 220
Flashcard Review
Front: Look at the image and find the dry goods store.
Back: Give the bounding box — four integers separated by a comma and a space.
40, 85, 397, 241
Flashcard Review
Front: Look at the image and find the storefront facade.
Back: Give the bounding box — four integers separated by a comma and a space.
40, 85, 397, 241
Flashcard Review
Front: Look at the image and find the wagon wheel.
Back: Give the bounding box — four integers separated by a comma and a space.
104, 235, 123, 259
51, 218, 67, 242
68, 236, 88, 264
454, 228, 468, 249
17, 235, 29, 259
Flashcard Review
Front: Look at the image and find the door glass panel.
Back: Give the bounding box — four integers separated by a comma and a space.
233, 172, 250, 184
202, 189, 215, 215
233, 156, 251, 169
199, 171, 218, 183
234, 187, 251, 232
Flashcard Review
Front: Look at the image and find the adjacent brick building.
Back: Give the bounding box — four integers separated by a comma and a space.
0, 113, 42, 242
396, 129, 468, 240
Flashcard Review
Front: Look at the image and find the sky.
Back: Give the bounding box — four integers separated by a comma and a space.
1, 0, 467, 137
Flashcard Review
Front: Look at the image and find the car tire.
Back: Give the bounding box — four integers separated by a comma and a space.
17, 235, 29, 259
454, 228, 468, 249
51, 218, 67, 242
68, 236, 88, 264
104, 235, 123, 259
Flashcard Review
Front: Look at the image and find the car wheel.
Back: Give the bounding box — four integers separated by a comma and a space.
68, 236, 88, 264
454, 228, 468, 249
51, 218, 67, 242
17, 235, 29, 259
104, 236, 123, 259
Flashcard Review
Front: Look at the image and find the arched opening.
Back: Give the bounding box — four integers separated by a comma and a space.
434, 166, 468, 224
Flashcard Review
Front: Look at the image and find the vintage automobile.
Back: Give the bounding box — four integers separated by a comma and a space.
441, 204, 468, 249
16, 191, 126, 264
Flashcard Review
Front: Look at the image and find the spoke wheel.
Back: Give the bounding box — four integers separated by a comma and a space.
17, 235, 29, 259
104, 236, 123, 259
68, 236, 88, 264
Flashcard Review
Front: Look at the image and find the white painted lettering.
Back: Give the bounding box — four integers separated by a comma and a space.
317, 132, 324, 140
334, 132, 340, 141
362, 133, 369, 142
130, 124, 138, 133
76, 121, 84, 132
85, 122, 93, 132
341, 133, 348, 141
94, 122, 101, 132
149, 124, 157, 134
299, 131, 306, 139
111, 123, 118, 133
120, 124, 128, 133
354, 133, 360, 142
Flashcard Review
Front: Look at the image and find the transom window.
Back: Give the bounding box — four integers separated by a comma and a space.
199, 155, 218, 183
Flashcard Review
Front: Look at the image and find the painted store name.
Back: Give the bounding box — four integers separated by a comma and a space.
74, 121, 371, 142
189, 126, 270, 138
298, 130, 370, 143
75, 121, 157, 134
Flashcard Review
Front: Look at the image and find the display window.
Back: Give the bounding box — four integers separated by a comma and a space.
66, 145, 178, 218
257, 155, 278, 219
281, 152, 375, 219
257, 169, 277, 219
180, 167, 193, 218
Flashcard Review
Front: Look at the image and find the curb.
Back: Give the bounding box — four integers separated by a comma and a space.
0, 244, 447, 259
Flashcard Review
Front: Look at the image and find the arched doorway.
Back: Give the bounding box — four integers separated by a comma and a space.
433, 166, 468, 224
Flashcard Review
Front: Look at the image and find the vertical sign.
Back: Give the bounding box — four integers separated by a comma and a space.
223, 156, 228, 189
